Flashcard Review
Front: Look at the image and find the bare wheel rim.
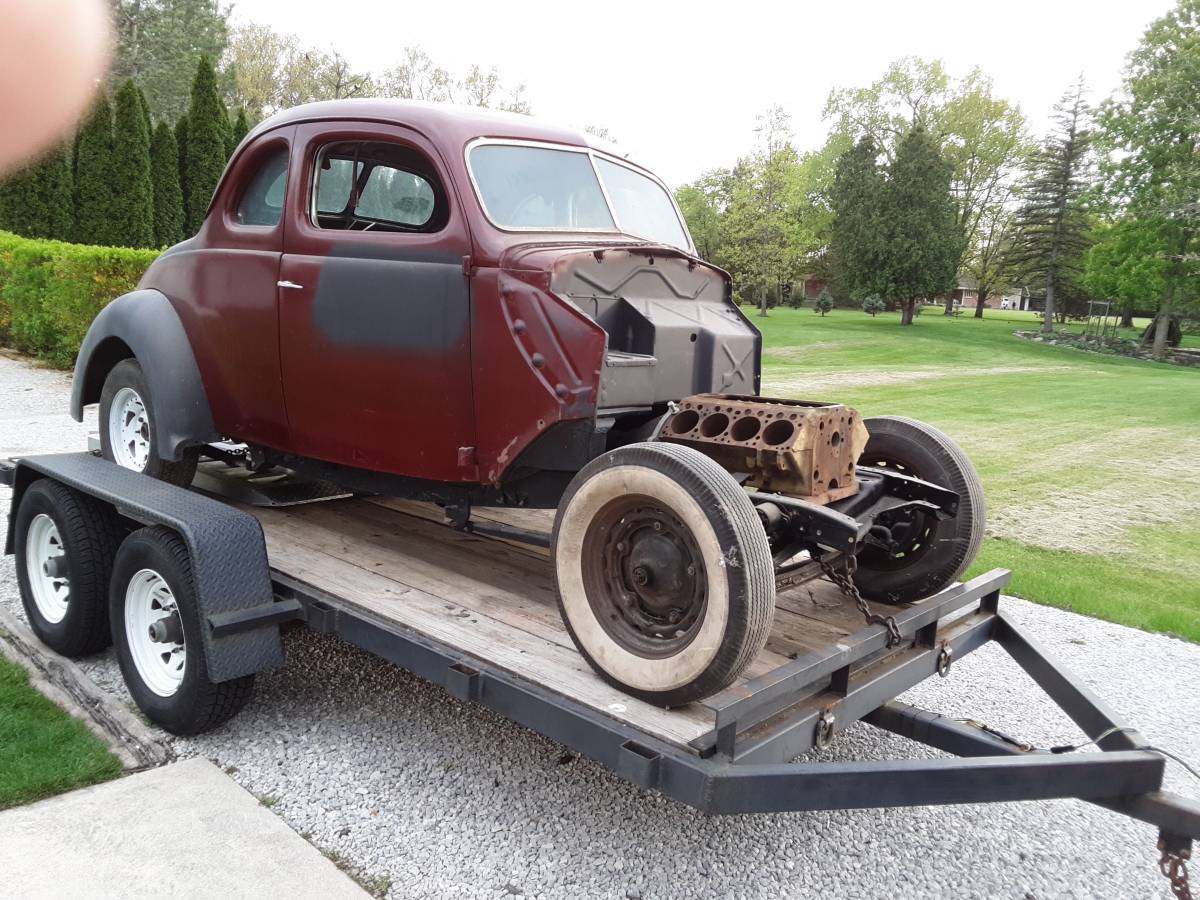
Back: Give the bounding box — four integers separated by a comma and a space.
109, 386, 151, 471
25, 513, 70, 624
580, 494, 708, 658
125, 568, 186, 697
857, 449, 938, 571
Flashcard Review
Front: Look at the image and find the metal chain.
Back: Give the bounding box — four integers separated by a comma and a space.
1159, 836, 1193, 900
819, 555, 904, 647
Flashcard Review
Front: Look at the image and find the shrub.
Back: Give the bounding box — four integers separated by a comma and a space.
0, 230, 158, 367
862, 295, 887, 316
814, 288, 834, 316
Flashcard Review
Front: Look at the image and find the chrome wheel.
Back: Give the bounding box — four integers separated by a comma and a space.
109, 386, 151, 471
124, 568, 186, 697
25, 513, 69, 624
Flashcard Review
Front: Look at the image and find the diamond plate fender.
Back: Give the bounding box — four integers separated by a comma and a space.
5, 453, 282, 682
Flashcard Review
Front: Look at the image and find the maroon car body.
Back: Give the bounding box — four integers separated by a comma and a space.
74, 99, 760, 503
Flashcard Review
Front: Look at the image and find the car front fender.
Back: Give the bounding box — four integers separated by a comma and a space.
71, 289, 218, 461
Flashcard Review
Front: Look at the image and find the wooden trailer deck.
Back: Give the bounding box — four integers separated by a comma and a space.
237, 491, 933, 753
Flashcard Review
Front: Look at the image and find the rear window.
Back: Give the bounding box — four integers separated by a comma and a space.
236, 148, 288, 226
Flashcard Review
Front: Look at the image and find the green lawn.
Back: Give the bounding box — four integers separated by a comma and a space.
753, 306, 1200, 642
0, 654, 121, 808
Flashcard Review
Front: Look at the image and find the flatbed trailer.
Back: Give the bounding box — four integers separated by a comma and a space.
3, 452, 1197, 894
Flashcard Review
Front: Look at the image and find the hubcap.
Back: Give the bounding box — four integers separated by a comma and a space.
25, 514, 70, 624
109, 387, 151, 471
125, 569, 186, 697
582, 497, 707, 658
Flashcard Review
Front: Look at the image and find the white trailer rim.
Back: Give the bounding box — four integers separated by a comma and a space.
109, 386, 151, 471
125, 568, 186, 697
25, 513, 70, 624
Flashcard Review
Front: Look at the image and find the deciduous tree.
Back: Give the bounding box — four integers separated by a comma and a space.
1096, 0, 1200, 358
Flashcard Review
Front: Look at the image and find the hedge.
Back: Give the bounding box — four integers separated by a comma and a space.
0, 230, 159, 368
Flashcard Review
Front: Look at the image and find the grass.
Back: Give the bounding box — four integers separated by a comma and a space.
0, 653, 122, 809
753, 305, 1200, 642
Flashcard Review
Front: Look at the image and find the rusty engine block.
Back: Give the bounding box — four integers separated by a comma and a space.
660, 394, 869, 504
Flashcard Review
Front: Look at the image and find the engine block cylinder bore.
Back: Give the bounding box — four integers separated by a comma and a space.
660, 394, 870, 504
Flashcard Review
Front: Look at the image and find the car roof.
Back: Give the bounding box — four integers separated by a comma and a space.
246, 98, 613, 156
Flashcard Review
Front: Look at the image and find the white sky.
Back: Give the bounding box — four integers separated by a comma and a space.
231, 0, 1173, 187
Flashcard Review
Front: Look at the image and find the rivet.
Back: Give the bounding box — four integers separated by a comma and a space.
513, 319, 527, 334
531, 352, 545, 368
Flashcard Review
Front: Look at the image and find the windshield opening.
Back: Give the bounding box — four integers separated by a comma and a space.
467, 142, 690, 251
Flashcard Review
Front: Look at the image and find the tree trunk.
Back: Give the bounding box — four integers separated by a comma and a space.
1152, 283, 1176, 360
943, 294, 955, 316
1042, 274, 1055, 334
1120, 305, 1133, 329
758, 282, 768, 317
900, 299, 915, 326
974, 288, 987, 319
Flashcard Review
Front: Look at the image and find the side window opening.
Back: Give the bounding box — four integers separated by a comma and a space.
235, 147, 288, 227
312, 140, 447, 233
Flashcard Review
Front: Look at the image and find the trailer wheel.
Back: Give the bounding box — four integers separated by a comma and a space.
853, 416, 986, 604
552, 442, 774, 707
100, 358, 199, 486
14, 479, 122, 656
110, 526, 253, 734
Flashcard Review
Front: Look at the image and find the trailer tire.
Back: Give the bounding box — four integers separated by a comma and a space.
14, 479, 122, 657
552, 442, 774, 707
100, 358, 199, 487
110, 525, 253, 734
853, 416, 986, 604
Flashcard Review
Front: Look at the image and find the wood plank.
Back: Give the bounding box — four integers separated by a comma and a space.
248, 494, 942, 749
256, 519, 717, 747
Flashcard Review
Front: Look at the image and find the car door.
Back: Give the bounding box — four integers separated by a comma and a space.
173, 129, 294, 449
277, 122, 476, 482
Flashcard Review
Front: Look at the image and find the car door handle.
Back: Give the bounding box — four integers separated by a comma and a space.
277, 280, 304, 290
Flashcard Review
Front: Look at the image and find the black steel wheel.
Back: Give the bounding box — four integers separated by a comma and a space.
852, 416, 986, 604
109, 526, 253, 734
552, 442, 774, 707
14, 479, 122, 657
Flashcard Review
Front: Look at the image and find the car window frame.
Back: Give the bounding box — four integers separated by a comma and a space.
232, 144, 291, 229
309, 139, 448, 234
463, 137, 695, 254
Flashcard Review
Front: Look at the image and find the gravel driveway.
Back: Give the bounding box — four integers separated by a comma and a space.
1, 350, 1196, 899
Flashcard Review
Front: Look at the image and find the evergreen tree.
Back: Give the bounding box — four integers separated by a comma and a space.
110, 80, 156, 248
0, 146, 72, 240
230, 106, 250, 151
185, 56, 228, 231
877, 126, 963, 325
175, 113, 190, 231
136, 86, 153, 138
74, 95, 116, 245
814, 288, 834, 316
829, 137, 885, 302
1005, 82, 1094, 332
150, 121, 185, 246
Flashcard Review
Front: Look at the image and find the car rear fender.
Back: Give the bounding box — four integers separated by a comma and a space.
70, 289, 218, 461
